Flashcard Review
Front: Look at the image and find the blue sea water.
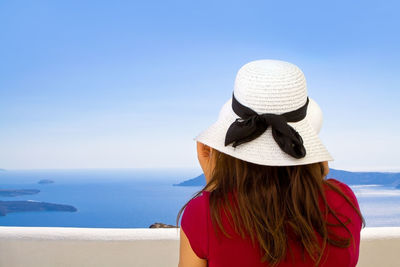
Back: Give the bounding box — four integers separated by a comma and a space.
0, 169, 201, 228
1, 169, 400, 228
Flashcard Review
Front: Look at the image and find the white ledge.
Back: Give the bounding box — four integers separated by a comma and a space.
0, 226, 399, 267
1, 226, 399, 241
0, 226, 180, 241
360, 227, 400, 240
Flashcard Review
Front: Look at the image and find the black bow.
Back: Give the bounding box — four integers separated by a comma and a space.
224, 93, 309, 159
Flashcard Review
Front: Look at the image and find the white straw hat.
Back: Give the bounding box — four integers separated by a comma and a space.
194, 59, 333, 166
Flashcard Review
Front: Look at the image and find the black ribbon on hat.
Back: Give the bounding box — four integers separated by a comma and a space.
224, 93, 309, 159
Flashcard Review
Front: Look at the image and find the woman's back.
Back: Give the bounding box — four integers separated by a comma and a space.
181, 178, 362, 267
178, 60, 364, 267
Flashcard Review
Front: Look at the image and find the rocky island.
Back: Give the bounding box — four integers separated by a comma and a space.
149, 222, 177, 228
0, 189, 40, 197
0, 200, 77, 216
0, 184, 77, 216
38, 179, 55, 184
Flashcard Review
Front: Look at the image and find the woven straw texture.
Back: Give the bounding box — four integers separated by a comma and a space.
194, 59, 333, 166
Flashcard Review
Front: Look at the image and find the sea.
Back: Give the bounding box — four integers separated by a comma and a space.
1, 169, 399, 228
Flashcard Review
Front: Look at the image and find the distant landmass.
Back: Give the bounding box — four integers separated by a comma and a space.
0, 169, 6, 172
0, 189, 40, 197
173, 174, 205, 186
0, 184, 77, 216
328, 169, 400, 186
0, 200, 77, 216
38, 179, 54, 184
174, 168, 400, 187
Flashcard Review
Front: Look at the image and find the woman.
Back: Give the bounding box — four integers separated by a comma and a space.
176, 59, 365, 267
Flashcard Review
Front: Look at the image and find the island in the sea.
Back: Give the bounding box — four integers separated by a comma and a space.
149, 222, 177, 228
0, 189, 40, 197
0, 168, 6, 172
174, 168, 400, 187
0, 200, 77, 216
38, 179, 55, 184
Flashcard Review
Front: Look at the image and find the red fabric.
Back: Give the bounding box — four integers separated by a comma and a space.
181, 178, 362, 267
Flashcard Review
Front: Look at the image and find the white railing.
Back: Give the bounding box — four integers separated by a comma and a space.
0, 227, 399, 267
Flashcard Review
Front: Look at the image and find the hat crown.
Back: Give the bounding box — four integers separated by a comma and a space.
233, 59, 308, 114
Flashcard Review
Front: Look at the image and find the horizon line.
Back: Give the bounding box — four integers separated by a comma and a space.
1, 167, 400, 173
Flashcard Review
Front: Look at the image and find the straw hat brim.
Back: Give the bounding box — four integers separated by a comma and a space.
193, 97, 333, 166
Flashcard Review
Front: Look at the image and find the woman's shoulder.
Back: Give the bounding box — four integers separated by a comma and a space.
324, 178, 360, 210
325, 178, 354, 195
186, 191, 210, 208
180, 190, 211, 259
182, 191, 211, 223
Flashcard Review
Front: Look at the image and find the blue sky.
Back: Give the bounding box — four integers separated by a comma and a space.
0, 1, 399, 171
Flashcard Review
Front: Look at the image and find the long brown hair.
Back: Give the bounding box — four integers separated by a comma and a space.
176, 149, 365, 266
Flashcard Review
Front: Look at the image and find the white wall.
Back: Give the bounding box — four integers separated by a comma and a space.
0, 227, 399, 267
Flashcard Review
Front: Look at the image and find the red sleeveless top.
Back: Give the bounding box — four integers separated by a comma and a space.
181, 178, 362, 267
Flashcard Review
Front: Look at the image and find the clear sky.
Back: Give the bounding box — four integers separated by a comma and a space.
0, 1, 399, 171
